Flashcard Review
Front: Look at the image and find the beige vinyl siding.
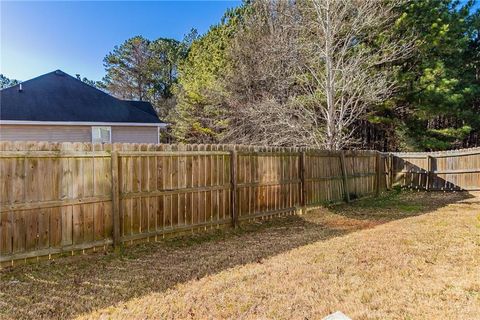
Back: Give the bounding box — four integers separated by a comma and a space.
0, 124, 159, 143
111, 126, 158, 143
0, 124, 91, 142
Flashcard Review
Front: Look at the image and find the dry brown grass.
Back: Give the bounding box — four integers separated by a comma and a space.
1, 190, 479, 319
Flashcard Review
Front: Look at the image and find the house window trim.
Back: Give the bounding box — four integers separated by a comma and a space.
91, 126, 112, 144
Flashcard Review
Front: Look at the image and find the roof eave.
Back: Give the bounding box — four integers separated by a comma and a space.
0, 120, 168, 127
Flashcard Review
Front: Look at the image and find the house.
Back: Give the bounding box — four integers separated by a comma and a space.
0, 70, 166, 143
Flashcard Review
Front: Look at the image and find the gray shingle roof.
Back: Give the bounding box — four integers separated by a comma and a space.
0, 70, 162, 124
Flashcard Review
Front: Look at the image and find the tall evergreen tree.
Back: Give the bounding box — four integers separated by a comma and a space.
101, 33, 193, 118
75, 74, 99, 88
101, 36, 153, 101
391, 0, 480, 150
0, 74, 19, 89
170, 6, 248, 143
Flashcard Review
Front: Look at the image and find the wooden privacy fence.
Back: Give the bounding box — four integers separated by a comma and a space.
392, 147, 480, 191
0, 142, 388, 265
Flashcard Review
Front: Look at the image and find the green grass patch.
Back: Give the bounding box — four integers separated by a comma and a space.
329, 188, 427, 219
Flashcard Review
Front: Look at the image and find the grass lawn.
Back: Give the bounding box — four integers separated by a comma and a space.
1, 190, 479, 319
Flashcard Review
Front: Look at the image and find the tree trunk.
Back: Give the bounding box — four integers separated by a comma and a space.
324, 1, 336, 150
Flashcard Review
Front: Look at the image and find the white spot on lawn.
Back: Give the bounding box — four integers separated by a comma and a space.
322, 311, 352, 320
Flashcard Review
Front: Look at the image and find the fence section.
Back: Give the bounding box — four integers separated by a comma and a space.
392, 148, 480, 191
236, 151, 301, 221
304, 151, 345, 205
0, 150, 113, 261
117, 149, 232, 243
344, 151, 381, 200
0, 142, 389, 265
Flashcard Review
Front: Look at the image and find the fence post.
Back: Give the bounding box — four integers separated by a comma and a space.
426, 155, 432, 191
111, 151, 121, 247
389, 153, 394, 190
230, 149, 238, 228
299, 150, 306, 209
340, 151, 350, 203
376, 152, 382, 196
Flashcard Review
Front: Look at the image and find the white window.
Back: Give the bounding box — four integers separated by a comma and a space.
91, 126, 111, 143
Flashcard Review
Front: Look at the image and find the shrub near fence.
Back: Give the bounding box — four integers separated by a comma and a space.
0, 142, 388, 266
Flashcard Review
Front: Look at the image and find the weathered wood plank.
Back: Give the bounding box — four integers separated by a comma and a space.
230, 150, 238, 227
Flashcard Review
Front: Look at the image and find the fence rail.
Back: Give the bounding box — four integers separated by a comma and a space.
0, 142, 389, 265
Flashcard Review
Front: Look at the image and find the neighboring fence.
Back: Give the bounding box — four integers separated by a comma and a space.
392, 147, 480, 191
0, 142, 388, 265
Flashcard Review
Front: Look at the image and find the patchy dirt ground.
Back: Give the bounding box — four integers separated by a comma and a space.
1, 190, 479, 320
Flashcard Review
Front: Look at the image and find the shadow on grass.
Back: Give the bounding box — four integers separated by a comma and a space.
329, 188, 474, 222
0, 190, 473, 319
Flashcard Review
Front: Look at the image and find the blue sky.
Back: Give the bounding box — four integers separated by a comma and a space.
1, 1, 241, 81
1, 1, 478, 82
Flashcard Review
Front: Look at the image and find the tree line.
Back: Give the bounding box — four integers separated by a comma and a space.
2, 0, 478, 151
171, 0, 479, 151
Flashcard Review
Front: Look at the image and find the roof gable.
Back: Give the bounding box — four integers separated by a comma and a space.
0, 70, 162, 124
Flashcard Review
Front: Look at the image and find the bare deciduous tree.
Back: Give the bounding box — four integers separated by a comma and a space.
298, 0, 415, 150
224, 0, 414, 150
221, 1, 306, 145
224, 97, 325, 146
